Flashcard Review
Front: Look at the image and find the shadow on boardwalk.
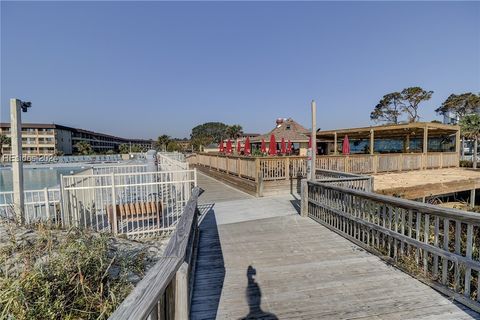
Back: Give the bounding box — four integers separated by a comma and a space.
190, 205, 225, 319
240, 266, 278, 320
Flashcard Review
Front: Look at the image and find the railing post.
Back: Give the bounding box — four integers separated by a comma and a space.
301, 179, 308, 217
111, 172, 118, 235
257, 173, 264, 197
193, 168, 198, 187
285, 157, 290, 180
44, 187, 50, 220
175, 262, 189, 320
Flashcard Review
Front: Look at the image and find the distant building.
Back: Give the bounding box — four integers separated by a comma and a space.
0, 123, 154, 156
251, 118, 310, 155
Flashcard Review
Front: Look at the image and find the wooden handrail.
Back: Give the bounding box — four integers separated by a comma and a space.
109, 187, 201, 320
306, 180, 480, 312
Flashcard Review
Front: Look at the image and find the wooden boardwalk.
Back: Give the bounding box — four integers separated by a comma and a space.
191, 175, 480, 320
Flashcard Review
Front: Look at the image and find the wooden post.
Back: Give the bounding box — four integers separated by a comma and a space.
455, 128, 461, 155
369, 129, 374, 155
404, 134, 410, 153
257, 173, 264, 197
423, 124, 428, 169
333, 132, 338, 155
175, 262, 189, 320
470, 189, 476, 208
301, 179, 308, 217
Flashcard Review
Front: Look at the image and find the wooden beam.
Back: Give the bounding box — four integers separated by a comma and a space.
333, 132, 338, 155
369, 129, 374, 155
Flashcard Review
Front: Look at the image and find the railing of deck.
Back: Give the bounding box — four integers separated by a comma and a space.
304, 180, 480, 312
315, 169, 373, 192
158, 153, 189, 171
109, 187, 201, 320
193, 152, 459, 182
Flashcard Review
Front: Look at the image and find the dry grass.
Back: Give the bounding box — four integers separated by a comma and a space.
0, 222, 146, 320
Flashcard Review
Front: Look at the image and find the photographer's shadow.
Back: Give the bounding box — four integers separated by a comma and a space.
240, 266, 278, 320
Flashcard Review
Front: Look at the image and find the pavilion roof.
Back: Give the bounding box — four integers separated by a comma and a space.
316, 122, 459, 141
252, 118, 310, 143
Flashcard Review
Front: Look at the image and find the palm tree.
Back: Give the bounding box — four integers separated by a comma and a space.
0, 134, 11, 157
227, 125, 243, 139
75, 141, 94, 155
156, 135, 171, 152
460, 114, 480, 169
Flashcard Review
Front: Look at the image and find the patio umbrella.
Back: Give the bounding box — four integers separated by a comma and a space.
244, 137, 251, 155
342, 135, 350, 155
269, 134, 277, 156
261, 139, 267, 153
287, 140, 292, 154
226, 139, 232, 154
219, 140, 224, 153
280, 138, 286, 154
308, 136, 312, 148
237, 140, 242, 154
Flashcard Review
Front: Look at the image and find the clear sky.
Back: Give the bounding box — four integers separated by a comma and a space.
1, 1, 479, 139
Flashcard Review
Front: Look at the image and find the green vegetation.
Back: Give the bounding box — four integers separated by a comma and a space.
0, 223, 146, 320
74, 141, 94, 155
0, 134, 11, 157
190, 122, 243, 151
435, 93, 480, 121
155, 135, 171, 152
459, 114, 480, 169
119, 143, 147, 154
370, 87, 433, 123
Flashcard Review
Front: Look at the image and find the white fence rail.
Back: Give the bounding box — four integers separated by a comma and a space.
61, 169, 197, 238
0, 188, 61, 223
157, 153, 189, 171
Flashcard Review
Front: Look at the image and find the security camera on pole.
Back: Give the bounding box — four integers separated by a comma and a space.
10, 98, 31, 223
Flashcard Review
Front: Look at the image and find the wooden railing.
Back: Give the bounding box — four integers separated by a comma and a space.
303, 181, 480, 312
315, 169, 373, 192
109, 187, 201, 320
192, 152, 459, 181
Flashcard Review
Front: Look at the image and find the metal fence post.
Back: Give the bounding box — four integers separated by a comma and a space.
111, 172, 118, 235
44, 187, 50, 220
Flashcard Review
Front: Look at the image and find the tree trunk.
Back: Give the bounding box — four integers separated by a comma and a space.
474, 138, 478, 169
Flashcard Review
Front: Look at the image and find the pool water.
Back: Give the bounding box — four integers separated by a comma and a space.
0, 166, 86, 191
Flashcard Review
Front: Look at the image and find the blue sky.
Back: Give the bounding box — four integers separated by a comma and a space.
1, 1, 479, 139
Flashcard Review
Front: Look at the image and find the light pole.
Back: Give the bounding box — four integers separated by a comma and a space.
10, 98, 32, 223
309, 100, 317, 180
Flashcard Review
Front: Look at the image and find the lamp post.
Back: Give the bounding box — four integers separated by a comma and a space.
309, 100, 317, 180
10, 98, 31, 223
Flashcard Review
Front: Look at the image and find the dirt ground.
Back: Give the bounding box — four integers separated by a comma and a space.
373, 168, 480, 191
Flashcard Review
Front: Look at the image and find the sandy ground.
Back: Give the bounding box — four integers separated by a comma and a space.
373, 168, 480, 191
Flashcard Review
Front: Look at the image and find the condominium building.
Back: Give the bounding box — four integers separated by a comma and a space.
0, 123, 154, 156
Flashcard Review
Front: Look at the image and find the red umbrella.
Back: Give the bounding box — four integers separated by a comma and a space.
342, 135, 350, 155
226, 139, 232, 154
287, 140, 292, 154
308, 136, 312, 148
219, 140, 224, 153
244, 137, 251, 155
280, 138, 286, 154
261, 139, 266, 153
237, 140, 242, 154
269, 134, 277, 156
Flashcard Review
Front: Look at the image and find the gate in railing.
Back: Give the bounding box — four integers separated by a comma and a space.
61, 169, 197, 238
303, 180, 480, 312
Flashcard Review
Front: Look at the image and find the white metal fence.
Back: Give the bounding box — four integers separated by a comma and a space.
157, 154, 189, 171
158, 152, 185, 162
61, 169, 197, 238
0, 188, 61, 223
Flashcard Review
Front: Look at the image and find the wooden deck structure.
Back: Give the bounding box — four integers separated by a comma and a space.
189, 174, 480, 319
189, 150, 459, 197
108, 172, 480, 319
